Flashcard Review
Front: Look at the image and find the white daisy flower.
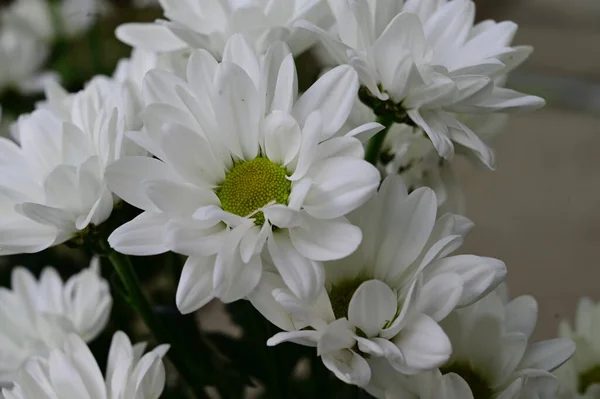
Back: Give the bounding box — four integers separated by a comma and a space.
116, 0, 332, 57
555, 298, 600, 398
366, 286, 576, 399
300, 0, 544, 168
106, 34, 382, 305
2, 331, 168, 399
252, 176, 506, 387
0, 74, 146, 255
0, 258, 111, 383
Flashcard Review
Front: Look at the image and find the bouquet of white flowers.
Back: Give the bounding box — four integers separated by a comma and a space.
0, 0, 588, 398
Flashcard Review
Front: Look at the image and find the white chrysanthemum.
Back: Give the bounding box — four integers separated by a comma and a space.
0, 20, 53, 95
2, 332, 168, 399
252, 176, 506, 387
301, 0, 544, 168
1, 0, 104, 41
345, 98, 509, 214
366, 286, 575, 399
0, 74, 146, 255
555, 298, 600, 398
106, 34, 382, 306
116, 0, 332, 57
0, 258, 111, 383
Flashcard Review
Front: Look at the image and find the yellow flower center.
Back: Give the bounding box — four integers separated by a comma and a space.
216, 157, 291, 226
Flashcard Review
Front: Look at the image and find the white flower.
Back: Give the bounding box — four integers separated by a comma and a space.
0, 75, 146, 255
555, 298, 600, 398
2, 331, 168, 399
366, 286, 575, 399
0, 258, 111, 383
0, 0, 104, 41
300, 0, 544, 168
0, 20, 53, 95
106, 34, 382, 306
253, 176, 506, 387
116, 0, 332, 57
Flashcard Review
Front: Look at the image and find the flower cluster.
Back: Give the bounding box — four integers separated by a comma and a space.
0, 0, 579, 397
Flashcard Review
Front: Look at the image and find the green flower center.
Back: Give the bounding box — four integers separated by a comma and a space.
579, 364, 600, 394
441, 364, 493, 399
216, 157, 291, 226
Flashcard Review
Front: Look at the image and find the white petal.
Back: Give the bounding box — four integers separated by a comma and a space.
293, 65, 359, 139
318, 319, 355, 355
419, 272, 463, 322
116, 23, 187, 52
519, 338, 575, 372
267, 232, 324, 303
425, 255, 507, 307
248, 272, 296, 331
222, 34, 261, 88
505, 295, 538, 337
176, 256, 215, 314
263, 111, 301, 166
108, 212, 170, 255
271, 54, 298, 114
348, 280, 397, 338
214, 62, 260, 160
143, 178, 219, 214
322, 349, 371, 387
105, 157, 175, 211
303, 156, 380, 219
391, 313, 451, 374
289, 215, 362, 261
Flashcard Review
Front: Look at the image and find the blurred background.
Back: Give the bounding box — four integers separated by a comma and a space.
0, 0, 598, 385
459, 0, 600, 339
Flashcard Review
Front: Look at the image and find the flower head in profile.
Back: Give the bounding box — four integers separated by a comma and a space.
555, 298, 600, 398
2, 331, 168, 399
301, 0, 544, 168
253, 176, 506, 387
366, 286, 576, 399
0, 258, 111, 383
106, 34, 382, 307
116, 0, 332, 58
0, 75, 146, 255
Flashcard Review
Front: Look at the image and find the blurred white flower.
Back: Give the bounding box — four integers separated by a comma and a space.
0, 75, 145, 255
1, 0, 105, 41
106, 35, 382, 306
0, 258, 111, 383
0, 20, 54, 95
116, 0, 332, 57
556, 298, 600, 398
254, 176, 506, 387
301, 0, 544, 168
366, 286, 575, 399
2, 331, 168, 399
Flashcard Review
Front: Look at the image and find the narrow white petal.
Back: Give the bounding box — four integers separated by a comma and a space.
176, 256, 215, 314
108, 212, 170, 256
348, 280, 397, 338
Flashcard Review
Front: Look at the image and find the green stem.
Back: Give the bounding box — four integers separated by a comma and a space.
106, 251, 210, 399
365, 117, 394, 166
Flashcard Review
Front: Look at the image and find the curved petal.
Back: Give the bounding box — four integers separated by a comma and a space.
176, 256, 215, 314
348, 280, 397, 338
289, 216, 362, 261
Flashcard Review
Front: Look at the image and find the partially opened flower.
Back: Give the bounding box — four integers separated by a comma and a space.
0, 258, 111, 383
300, 0, 544, 168
555, 298, 600, 398
116, 0, 332, 58
106, 34, 382, 307
253, 176, 506, 387
0, 75, 145, 255
2, 331, 168, 399
366, 286, 576, 398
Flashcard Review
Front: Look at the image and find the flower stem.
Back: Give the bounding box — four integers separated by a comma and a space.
365, 116, 394, 166
106, 250, 210, 399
